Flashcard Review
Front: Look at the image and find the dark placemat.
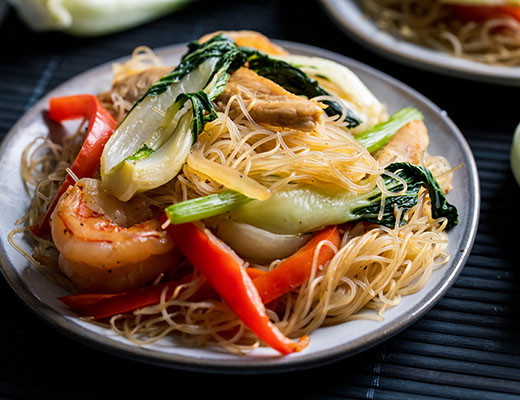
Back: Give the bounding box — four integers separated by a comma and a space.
1, 1, 519, 399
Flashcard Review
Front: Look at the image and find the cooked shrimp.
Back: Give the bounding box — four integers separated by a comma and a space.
50, 178, 178, 293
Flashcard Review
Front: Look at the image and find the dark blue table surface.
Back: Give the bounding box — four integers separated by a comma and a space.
0, 1, 519, 399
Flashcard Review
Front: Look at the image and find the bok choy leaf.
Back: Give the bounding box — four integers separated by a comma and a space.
101, 34, 245, 201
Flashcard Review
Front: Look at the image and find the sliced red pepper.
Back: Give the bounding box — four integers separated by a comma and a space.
246, 268, 267, 280
59, 292, 124, 317
30, 95, 117, 237
59, 278, 217, 321
60, 268, 265, 324
166, 222, 309, 355
252, 225, 340, 305
450, 5, 520, 22
60, 274, 201, 320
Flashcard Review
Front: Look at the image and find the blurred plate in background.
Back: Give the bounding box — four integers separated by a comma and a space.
319, 0, 520, 86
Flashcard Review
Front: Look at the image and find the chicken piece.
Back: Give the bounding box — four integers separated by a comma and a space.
377, 120, 430, 165
198, 30, 288, 56
100, 65, 172, 106
216, 67, 324, 132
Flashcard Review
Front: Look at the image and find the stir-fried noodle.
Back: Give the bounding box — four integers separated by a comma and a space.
10, 45, 454, 354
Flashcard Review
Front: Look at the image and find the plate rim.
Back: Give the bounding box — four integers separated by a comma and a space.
319, 0, 520, 86
0, 40, 480, 374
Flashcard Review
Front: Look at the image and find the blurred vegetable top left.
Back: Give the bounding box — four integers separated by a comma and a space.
8, 0, 193, 37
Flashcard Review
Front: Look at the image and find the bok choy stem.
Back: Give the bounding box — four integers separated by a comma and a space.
166, 190, 252, 224
355, 107, 424, 153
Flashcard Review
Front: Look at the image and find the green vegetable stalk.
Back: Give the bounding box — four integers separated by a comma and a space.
166, 190, 252, 224
356, 107, 424, 153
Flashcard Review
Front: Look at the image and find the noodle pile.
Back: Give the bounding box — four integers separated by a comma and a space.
12, 46, 453, 355
361, 0, 520, 66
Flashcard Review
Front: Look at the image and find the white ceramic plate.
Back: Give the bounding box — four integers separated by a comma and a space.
320, 0, 520, 86
0, 41, 479, 373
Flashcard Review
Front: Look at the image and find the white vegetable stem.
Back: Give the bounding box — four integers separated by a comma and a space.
215, 219, 311, 264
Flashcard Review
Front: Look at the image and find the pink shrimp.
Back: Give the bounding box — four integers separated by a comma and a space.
50, 178, 178, 293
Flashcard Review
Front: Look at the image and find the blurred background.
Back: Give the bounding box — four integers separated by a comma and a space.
0, 0, 519, 399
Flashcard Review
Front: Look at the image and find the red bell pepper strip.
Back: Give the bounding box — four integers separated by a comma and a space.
246, 268, 267, 280
252, 225, 340, 305
59, 270, 219, 320
30, 95, 117, 237
60, 269, 265, 323
450, 5, 520, 22
166, 222, 309, 355
59, 292, 123, 317
60, 274, 198, 320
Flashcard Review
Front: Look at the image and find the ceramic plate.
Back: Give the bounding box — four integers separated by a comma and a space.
320, 0, 520, 86
0, 41, 479, 373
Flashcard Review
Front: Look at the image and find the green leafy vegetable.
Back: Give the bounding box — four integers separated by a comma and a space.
352, 162, 458, 230
356, 107, 424, 153
126, 145, 155, 161
142, 36, 246, 101
162, 91, 218, 143
101, 35, 245, 201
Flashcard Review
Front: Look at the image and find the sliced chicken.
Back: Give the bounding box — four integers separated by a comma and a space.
216, 67, 325, 132
99, 65, 172, 107
198, 30, 288, 56
377, 120, 430, 165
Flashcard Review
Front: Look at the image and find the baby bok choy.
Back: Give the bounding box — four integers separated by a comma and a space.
8, 0, 193, 37
101, 34, 246, 201
228, 162, 458, 234
165, 162, 458, 235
